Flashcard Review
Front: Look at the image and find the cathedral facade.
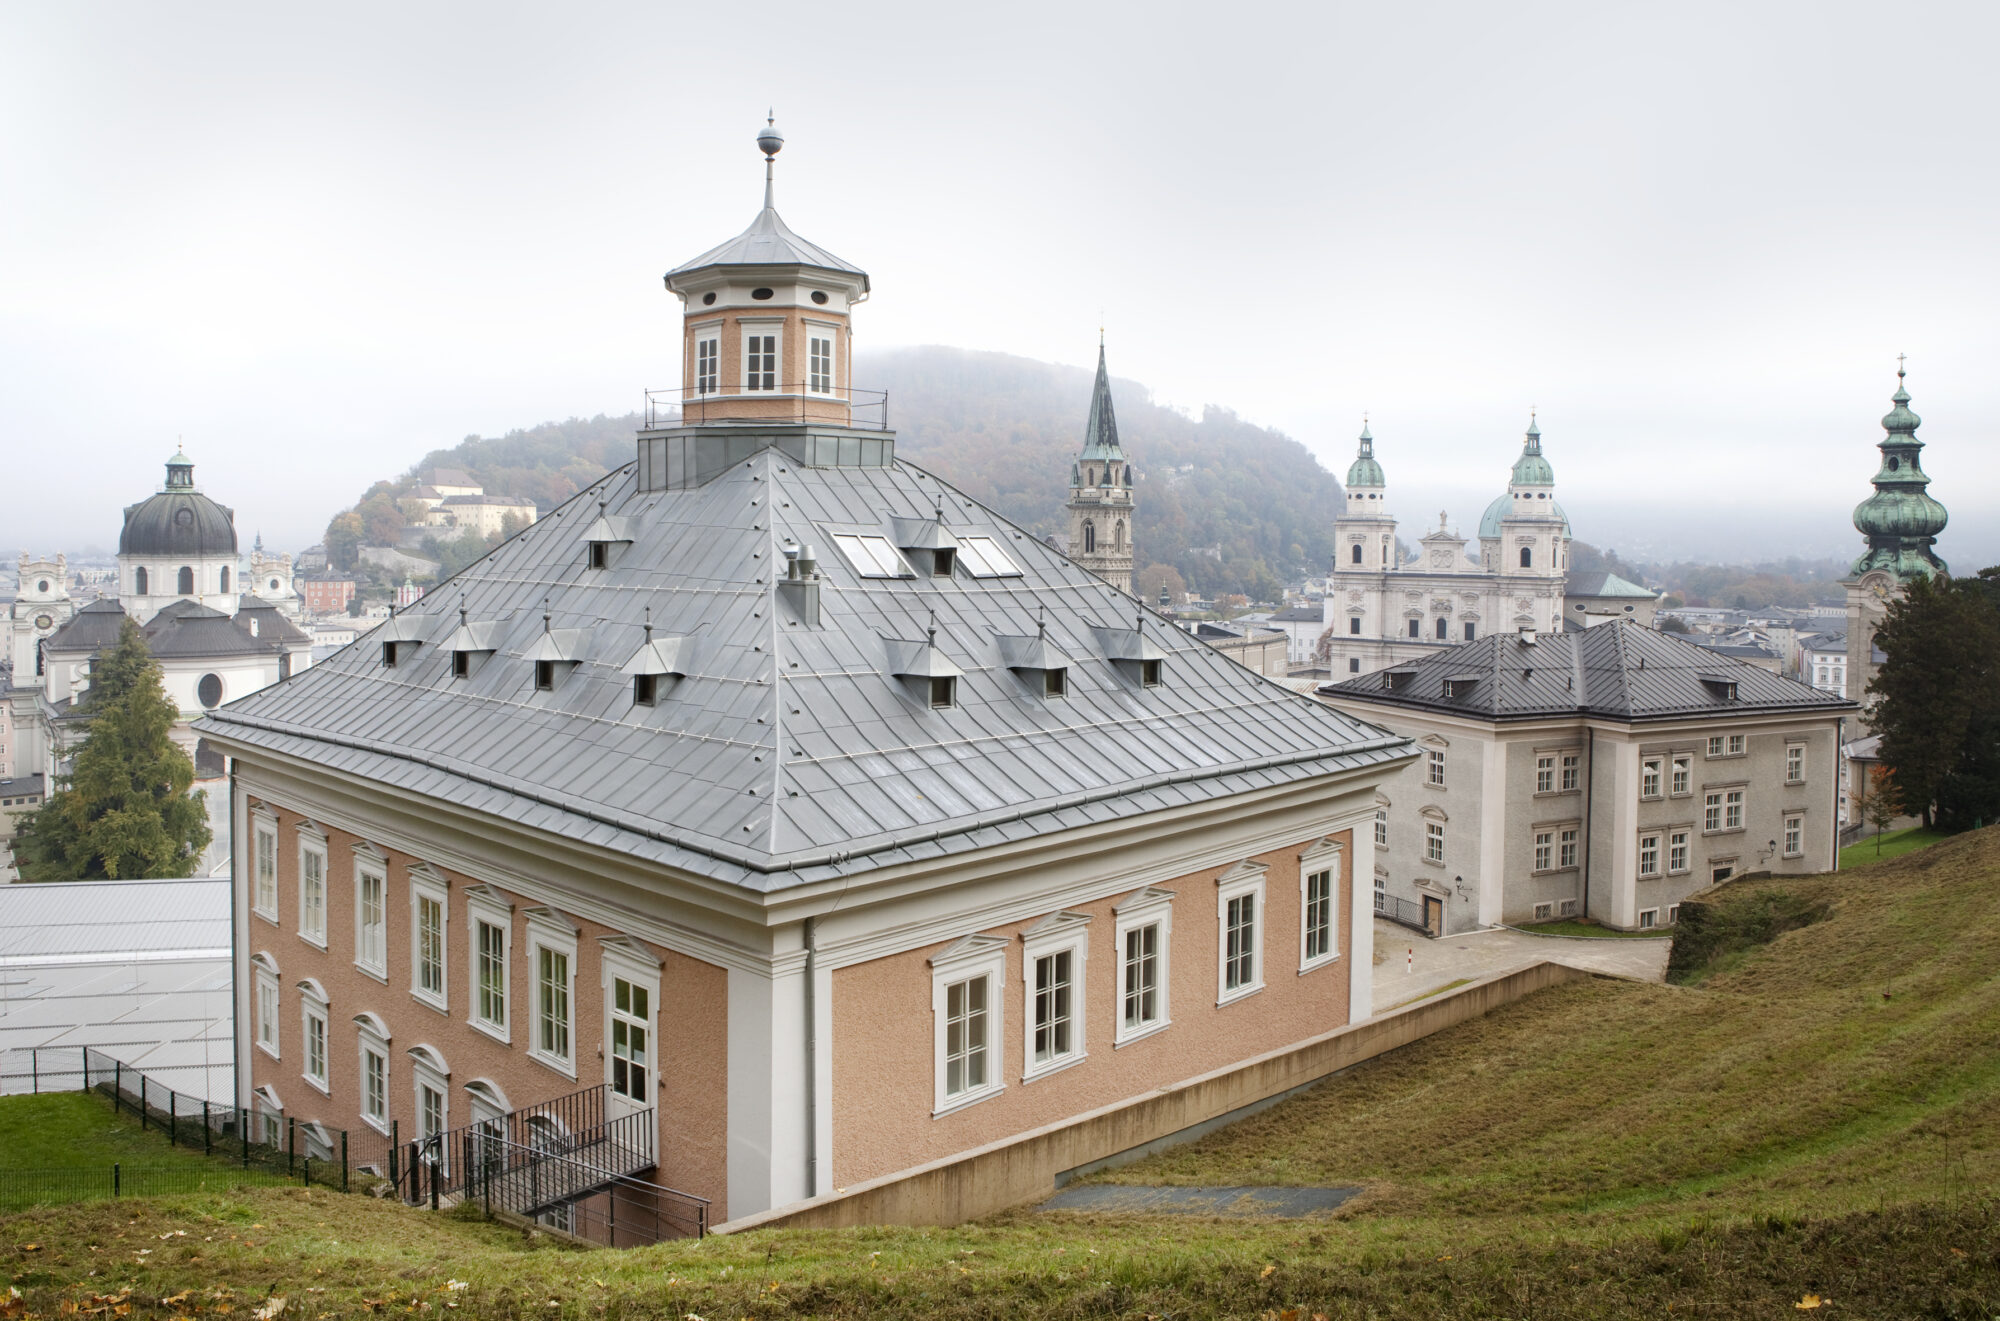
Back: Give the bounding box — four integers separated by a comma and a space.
1065, 343, 1136, 595
1317, 419, 1572, 677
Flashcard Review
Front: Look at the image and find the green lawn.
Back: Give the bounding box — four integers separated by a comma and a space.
0, 1093, 284, 1209
1514, 918, 1671, 939
1839, 824, 1950, 869
8, 831, 2000, 1318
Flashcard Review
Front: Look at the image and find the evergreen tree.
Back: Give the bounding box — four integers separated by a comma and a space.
1870, 573, 2000, 829
15, 618, 212, 880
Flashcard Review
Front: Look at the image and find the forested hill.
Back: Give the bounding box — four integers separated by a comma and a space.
341, 346, 1344, 598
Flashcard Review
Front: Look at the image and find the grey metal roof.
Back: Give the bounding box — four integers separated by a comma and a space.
667, 205, 868, 286
44, 598, 129, 653
1320, 619, 1855, 723
0, 773, 45, 797
1270, 605, 1325, 623
1565, 570, 1656, 599
198, 447, 1411, 891
143, 602, 279, 660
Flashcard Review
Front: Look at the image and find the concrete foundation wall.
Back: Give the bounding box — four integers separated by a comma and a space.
715, 959, 1588, 1234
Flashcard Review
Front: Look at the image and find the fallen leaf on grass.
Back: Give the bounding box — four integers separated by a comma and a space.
252, 1297, 286, 1319
1795, 1297, 1824, 1311
22, 1245, 40, 1253
1259, 1264, 1277, 1280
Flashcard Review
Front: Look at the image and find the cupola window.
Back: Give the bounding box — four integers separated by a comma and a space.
178, 566, 194, 595
809, 333, 835, 394
810, 290, 829, 305
750, 287, 774, 300
1519, 547, 1533, 568
695, 336, 719, 395
134, 567, 148, 595
745, 333, 776, 391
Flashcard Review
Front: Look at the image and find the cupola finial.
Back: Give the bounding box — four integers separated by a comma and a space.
757, 112, 784, 210
643, 604, 653, 643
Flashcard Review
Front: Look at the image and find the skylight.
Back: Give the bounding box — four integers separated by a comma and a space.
955, 536, 1022, 577
830, 533, 914, 578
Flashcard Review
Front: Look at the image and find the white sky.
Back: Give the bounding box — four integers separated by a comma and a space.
3, 2, 1995, 565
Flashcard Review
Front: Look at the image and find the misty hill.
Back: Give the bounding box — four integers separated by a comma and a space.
334, 347, 1346, 599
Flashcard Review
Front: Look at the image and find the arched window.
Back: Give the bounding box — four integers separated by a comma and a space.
220, 566, 230, 594
177, 566, 194, 594
1351, 544, 1362, 564
135, 567, 148, 595
1083, 522, 1096, 553
1114, 520, 1126, 550
1436, 617, 1448, 640
1519, 547, 1533, 568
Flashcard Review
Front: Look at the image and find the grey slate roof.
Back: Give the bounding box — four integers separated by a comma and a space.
197, 447, 1411, 892
667, 205, 868, 286
1320, 619, 1854, 722
1271, 605, 1325, 623
45, 599, 129, 653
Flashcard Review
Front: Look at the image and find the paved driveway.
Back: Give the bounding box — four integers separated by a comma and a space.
1371, 918, 1669, 1014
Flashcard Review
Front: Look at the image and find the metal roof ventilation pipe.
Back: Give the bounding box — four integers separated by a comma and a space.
779, 542, 822, 626
1519, 625, 1537, 646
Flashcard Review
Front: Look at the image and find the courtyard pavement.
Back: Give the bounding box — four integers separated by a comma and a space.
1371, 917, 1670, 1014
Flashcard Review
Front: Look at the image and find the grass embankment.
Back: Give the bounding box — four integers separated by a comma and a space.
0, 1094, 286, 1210
1840, 824, 1950, 869
1514, 918, 1669, 939
8, 831, 2000, 1317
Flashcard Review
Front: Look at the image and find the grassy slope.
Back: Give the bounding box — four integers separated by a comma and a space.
0, 1094, 285, 1209
7, 833, 2000, 1318
1840, 825, 1951, 870
1514, 918, 1669, 939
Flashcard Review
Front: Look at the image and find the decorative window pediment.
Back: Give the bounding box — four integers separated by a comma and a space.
1215, 858, 1269, 888
1114, 885, 1176, 916
929, 932, 1009, 976
1299, 835, 1345, 867
1419, 804, 1449, 822
295, 977, 329, 1004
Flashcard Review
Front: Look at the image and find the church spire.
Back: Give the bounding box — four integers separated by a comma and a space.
1346, 418, 1386, 489
1078, 342, 1125, 462
1065, 337, 1135, 595
1851, 358, 1948, 581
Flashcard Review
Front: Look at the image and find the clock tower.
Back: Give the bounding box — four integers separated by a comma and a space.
1065, 341, 1136, 596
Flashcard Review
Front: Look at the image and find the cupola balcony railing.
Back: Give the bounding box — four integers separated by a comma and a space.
646, 384, 890, 431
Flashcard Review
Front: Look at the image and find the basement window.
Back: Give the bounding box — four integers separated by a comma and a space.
1044, 667, 1067, 699
633, 674, 659, 707
1140, 659, 1162, 689
929, 675, 957, 709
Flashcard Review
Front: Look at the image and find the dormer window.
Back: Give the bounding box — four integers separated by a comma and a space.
377, 616, 428, 669
525, 625, 585, 693
932, 547, 956, 577
1044, 667, 1067, 698
588, 543, 610, 570
929, 675, 956, 709
622, 627, 686, 707
453, 651, 473, 678
1140, 659, 1162, 688
581, 506, 635, 571
535, 660, 557, 691
443, 614, 498, 680
887, 630, 963, 708
998, 624, 1071, 700
633, 673, 659, 706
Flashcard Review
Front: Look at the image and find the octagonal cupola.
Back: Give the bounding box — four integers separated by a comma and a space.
1851, 360, 1949, 581
662, 118, 869, 427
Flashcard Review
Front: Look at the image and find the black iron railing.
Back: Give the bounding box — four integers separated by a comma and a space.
1375, 890, 1435, 936
644, 384, 889, 431
467, 1134, 708, 1244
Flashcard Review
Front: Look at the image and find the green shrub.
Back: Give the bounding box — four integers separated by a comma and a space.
1667, 886, 1831, 984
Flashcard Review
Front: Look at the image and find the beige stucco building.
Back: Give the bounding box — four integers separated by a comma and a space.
1318, 620, 1854, 936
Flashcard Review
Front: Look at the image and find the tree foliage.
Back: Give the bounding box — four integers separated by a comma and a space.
1870, 571, 2000, 830
15, 618, 212, 880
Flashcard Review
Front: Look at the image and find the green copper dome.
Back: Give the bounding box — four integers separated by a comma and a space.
1346, 423, 1385, 488
1851, 364, 1948, 580
1478, 491, 1569, 539
1509, 416, 1555, 486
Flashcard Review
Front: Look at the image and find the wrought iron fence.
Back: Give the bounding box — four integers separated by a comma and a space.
0, 1163, 286, 1211
467, 1135, 708, 1245
644, 384, 890, 430
1374, 890, 1435, 936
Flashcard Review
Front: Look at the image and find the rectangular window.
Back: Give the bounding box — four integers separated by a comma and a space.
1223, 894, 1257, 991
1349, 617, 1361, 635
1639, 908, 1658, 930
1121, 924, 1160, 1033
829, 533, 913, 578
420, 1084, 444, 1142
610, 977, 650, 1103
1786, 744, 1805, 783
1784, 814, 1804, 857
1463, 621, 1476, 642
1725, 789, 1744, 830
299, 843, 326, 946
1706, 735, 1725, 757
1536, 755, 1555, 794
929, 675, 956, 709
1428, 749, 1445, 786
695, 336, 718, 395
744, 333, 776, 391
256, 976, 279, 1055
254, 825, 277, 919
1705, 792, 1724, 832
1032, 951, 1074, 1065
537, 947, 571, 1063
1534, 830, 1553, 871
362, 1046, 387, 1125
1559, 827, 1579, 869
1534, 902, 1552, 921
303, 1005, 327, 1089
1425, 821, 1445, 863
356, 867, 386, 977
1671, 756, 1691, 795
1043, 667, 1067, 698
1374, 808, 1388, 848
1667, 904, 1681, 924
943, 975, 989, 1098
1407, 618, 1420, 638
1639, 833, 1661, 876
633, 673, 658, 706
808, 333, 834, 394
1713, 862, 1735, 883
1669, 830, 1690, 873
1642, 758, 1662, 798
476, 921, 507, 1031
1561, 753, 1580, 792
1728, 734, 1746, 756
1303, 868, 1334, 962
416, 895, 445, 999
953, 536, 1022, 577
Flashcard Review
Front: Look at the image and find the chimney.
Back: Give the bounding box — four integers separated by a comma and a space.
1519, 625, 1537, 646
778, 542, 822, 626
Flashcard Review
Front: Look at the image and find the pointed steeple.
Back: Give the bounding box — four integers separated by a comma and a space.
1510, 411, 1555, 486
1851, 358, 1948, 581
1078, 342, 1125, 462
1346, 418, 1386, 489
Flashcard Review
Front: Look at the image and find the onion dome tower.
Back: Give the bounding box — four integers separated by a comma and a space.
1479, 415, 1569, 581
118, 448, 242, 623
1850, 361, 1949, 581
1066, 340, 1135, 595
1335, 422, 1395, 573
661, 117, 869, 428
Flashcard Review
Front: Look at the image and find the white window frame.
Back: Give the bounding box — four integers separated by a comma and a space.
296, 826, 328, 949
1704, 791, 1724, 833
1559, 827, 1579, 870
828, 533, 913, 578
252, 809, 279, 923
1668, 828, 1691, 875
298, 979, 330, 1096
805, 322, 837, 395
1706, 735, 1725, 758
408, 1044, 451, 1169
1560, 753, 1581, 793
1535, 754, 1555, 794
1020, 912, 1091, 1082
1641, 757, 1662, 799
525, 907, 580, 1079
353, 845, 388, 981
355, 1012, 392, 1137
1725, 789, 1744, 830
1785, 743, 1806, 785
1671, 755, 1692, 796
465, 885, 514, 1045
1638, 908, 1658, 930
1373, 805, 1389, 849
254, 1086, 284, 1148
1298, 838, 1343, 974
1638, 832, 1661, 878
691, 324, 721, 396
1667, 903, 1682, 924
600, 936, 663, 1107
252, 953, 281, 1060
1783, 812, 1805, 858
1427, 748, 1445, 787
1727, 733, 1746, 756
1215, 861, 1267, 1007
741, 323, 780, 392
929, 934, 1008, 1116
1533, 830, 1553, 872
1112, 886, 1174, 1047
953, 536, 1023, 578
409, 864, 449, 1012
1425, 820, 1445, 864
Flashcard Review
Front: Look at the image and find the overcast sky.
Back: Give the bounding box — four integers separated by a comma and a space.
4, 2, 1995, 566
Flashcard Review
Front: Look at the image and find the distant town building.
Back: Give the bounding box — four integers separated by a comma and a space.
1563, 570, 1660, 628
432, 493, 538, 539
1798, 630, 1848, 699
1843, 362, 1948, 722
300, 578, 357, 616
1186, 619, 1289, 676
394, 576, 425, 608
1065, 341, 1136, 595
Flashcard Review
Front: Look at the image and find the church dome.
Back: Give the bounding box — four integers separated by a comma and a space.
1346, 423, 1385, 488
1509, 417, 1555, 486
1479, 491, 1570, 540
119, 452, 238, 558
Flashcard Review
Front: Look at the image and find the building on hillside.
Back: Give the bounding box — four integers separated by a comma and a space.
423, 468, 483, 499
1065, 342, 1136, 595
194, 123, 1414, 1231
1844, 362, 1948, 722
1317, 419, 1575, 678
246, 535, 300, 616
1317, 620, 1854, 936
394, 576, 425, 609
432, 493, 539, 539
1691, 639, 1785, 675
300, 578, 357, 616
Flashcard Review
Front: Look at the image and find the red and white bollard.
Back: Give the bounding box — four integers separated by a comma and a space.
1407, 947, 1414, 974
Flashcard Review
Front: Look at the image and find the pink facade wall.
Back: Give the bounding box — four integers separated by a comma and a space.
245, 799, 730, 1219
830, 830, 1354, 1186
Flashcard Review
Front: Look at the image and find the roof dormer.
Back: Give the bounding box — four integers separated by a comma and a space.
442, 607, 500, 679
582, 500, 636, 570
886, 620, 964, 709
996, 612, 1072, 698
525, 609, 587, 693
621, 615, 689, 707
1092, 613, 1166, 689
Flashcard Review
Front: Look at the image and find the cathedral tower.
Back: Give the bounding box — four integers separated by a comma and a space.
1066, 342, 1135, 595
1335, 422, 1395, 574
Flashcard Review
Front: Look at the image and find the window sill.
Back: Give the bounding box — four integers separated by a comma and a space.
1532, 790, 1580, 799
1421, 856, 1446, 868
297, 933, 328, 952
1782, 851, 1805, 860
1704, 753, 1747, 761
1702, 827, 1745, 838
529, 1050, 577, 1082
470, 1018, 510, 1047
932, 1084, 1005, 1119
1022, 1053, 1088, 1086
1529, 866, 1578, 878
1297, 954, 1340, 977
1667, 868, 1693, 878
1639, 794, 1663, 803
254, 907, 280, 927
1669, 791, 1693, 799
1113, 1018, 1173, 1049
255, 1042, 279, 1062
1424, 782, 1448, 792
1785, 779, 1806, 787
1638, 872, 1663, 881
303, 1075, 330, 1097
354, 964, 388, 985
1216, 983, 1265, 1009
410, 989, 450, 1016
362, 1113, 392, 1138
